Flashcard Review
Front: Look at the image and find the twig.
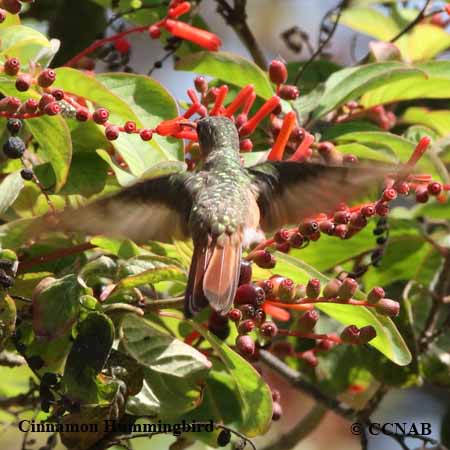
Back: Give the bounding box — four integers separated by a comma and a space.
215, 0, 267, 69
259, 350, 356, 420
294, 0, 348, 85
260, 404, 327, 450
389, 0, 433, 43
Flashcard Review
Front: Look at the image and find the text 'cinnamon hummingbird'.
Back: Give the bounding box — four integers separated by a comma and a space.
37, 116, 382, 317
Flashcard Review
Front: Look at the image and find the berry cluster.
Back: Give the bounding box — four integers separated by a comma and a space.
333, 101, 397, 130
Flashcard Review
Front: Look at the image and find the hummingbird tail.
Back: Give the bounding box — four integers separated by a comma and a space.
202, 233, 242, 316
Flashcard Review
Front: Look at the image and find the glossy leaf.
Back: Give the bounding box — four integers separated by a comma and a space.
0, 171, 24, 214
274, 252, 412, 366
176, 51, 274, 99
189, 321, 273, 436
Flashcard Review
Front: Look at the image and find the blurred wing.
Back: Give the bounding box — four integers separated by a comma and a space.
34, 173, 194, 243
248, 161, 388, 232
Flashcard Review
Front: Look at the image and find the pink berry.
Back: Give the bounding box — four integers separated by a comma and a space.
93, 108, 110, 124
4, 57, 20, 76
375, 298, 400, 317
236, 335, 255, 357
428, 182, 442, 196
367, 286, 385, 304
124, 121, 137, 133
37, 69, 56, 88
44, 102, 61, 116
76, 108, 90, 121
148, 25, 161, 39
239, 138, 253, 152
140, 129, 153, 141
194, 75, 208, 93
297, 310, 319, 333
382, 188, 397, 202
105, 125, 120, 141
269, 60, 288, 85
38, 94, 54, 112
338, 277, 358, 301
260, 321, 278, 337
15, 73, 32, 92
278, 84, 299, 100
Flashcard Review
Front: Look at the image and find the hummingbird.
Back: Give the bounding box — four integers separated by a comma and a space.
38, 116, 383, 317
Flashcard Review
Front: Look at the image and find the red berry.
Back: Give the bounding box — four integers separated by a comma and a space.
15, 73, 32, 92
105, 125, 120, 140
235, 113, 247, 129
428, 182, 442, 196
51, 88, 64, 101
318, 220, 334, 235
415, 186, 429, 203
301, 350, 318, 367
2, 0, 21, 14
235, 283, 265, 307
367, 286, 385, 304
75, 108, 90, 122
23, 98, 38, 114
269, 60, 288, 85
37, 69, 56, 88
93, 108, 110, 124
260, 321, 278, 337
44, 102, 61, 116
38, 94, 55, 112
239, 138, 253, 152
140, 129, 153, 141
288, 232, 304, 248
299, 219, 319, 236
334, 210, 351, 224
361, 204, 375, 217
257, 279, 274, 298
341, 325, 360, 344
375, 201, 389, 216
114, 37, 131, 54
194, 75, 208, 93
252, 250, 276, 269
236, 335, 255, 357
278, 84, 299, 100
395, 181, 410, 195
343, 154, 358, 165
334, 224, 348, 239
338, 277, 358, 301
254, 308, 266, 326
375, 298, 400, 317
382, 188, 397, 202
0, 96, 20, 113
278, 278, 295, 303
4, 57, 20, 76
238, 319, 255, 335
306, 278, 321, 298
322, 279, 342, 299
148, 25, 161, 39
359, 325, 377, 344
228, 308, 242, 322
240, 304, 256, 319
297, 310, 319, 333
124, 121, 137, 133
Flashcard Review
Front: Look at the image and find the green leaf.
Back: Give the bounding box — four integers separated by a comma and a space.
0, 25, 51, 65
90, 236, 144, 258
402, 107, 450, 137
121, 314, 211, 377
63, 312, 115, 403
309, 63, 424, 120
25, 115, 72, 192
189, 320, 273, 436
118, 265, 186, 289
175, 51, 274, 99
0, 171, 24, 214
340, 7, 400, 41
32, 274, 87, 340
274, 252, 412, 366
0, 293, 16, 350
361, 61, 450, 107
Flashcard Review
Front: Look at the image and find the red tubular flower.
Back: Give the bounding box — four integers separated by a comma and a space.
224, 85, 255, 117
262, 303, 291, 322
406, 136, 431, 168
242, 91, 256, 115
168, 1, 191, 19
164, 19, 222, 51
183, 102, 201, 119
268, 111, 297, 161
239, 96, 281, 136
174, 130, 198, 141
187, 88, 200, 105
155, 118, 183, 136
210, 85, 229, 116
289, 131, 314, 161
266, 301, 314, 312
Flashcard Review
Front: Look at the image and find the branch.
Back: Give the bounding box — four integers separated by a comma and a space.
259, 350, 356, 420
215, 0, 267, 69
389, 0, 432, 43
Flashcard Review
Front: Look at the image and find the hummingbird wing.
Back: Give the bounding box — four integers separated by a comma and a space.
33, 173, 194, 243
248, 161, 387, 232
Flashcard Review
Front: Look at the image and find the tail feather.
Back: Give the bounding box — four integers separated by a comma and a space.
202, 233, 242, 315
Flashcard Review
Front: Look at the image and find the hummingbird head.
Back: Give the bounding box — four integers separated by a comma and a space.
197, 116, 240, 156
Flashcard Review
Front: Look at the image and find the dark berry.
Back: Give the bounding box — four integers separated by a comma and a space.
75, 108, 90, 121
51, 88, 64, 101
2, 0, 21, 14
15, 73, 32, 92
382, 188, 397, 202
0, 269, 14, 288
274, 228, 290, 244
395, 181, 410, 195
278, 84, 299, 100
3, 136, 25, 159
27, 355, 44, 370
105, 125, 120, 140
254, 308, 266, 325
93, 108, 110, 124
235, 283, 265, 307
6, 118, 22, 135
20, 168, 34, 181
217, 429, 231, 447
0, 96, 21, 113
276, 242, 291, 253
37, 69, 56, 88
238, 260, 253, 286
41, 372, 59, 387
306, 278, 321, 298
4, 57, 20, 75
240, 304, 256, 319
269, 60, 288, 85
194, 75, 208, 93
